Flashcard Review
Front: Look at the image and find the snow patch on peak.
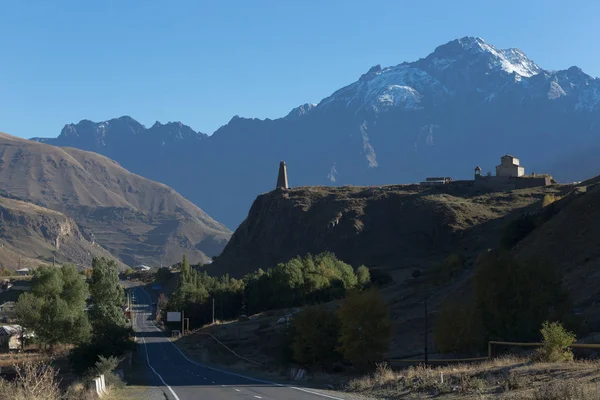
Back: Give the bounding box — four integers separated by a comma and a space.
376, 85, 422, 109
548, 81, 567, 100
429, 37, 540, 78
285, 103, 317, 120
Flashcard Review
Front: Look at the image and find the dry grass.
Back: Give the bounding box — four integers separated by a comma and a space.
346, 357, 600, 399
0, 358, 61, 400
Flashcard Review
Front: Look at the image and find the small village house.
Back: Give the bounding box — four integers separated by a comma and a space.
0, 325, 23, 352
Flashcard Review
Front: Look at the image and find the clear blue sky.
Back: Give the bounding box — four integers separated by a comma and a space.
1, 0, 599, 139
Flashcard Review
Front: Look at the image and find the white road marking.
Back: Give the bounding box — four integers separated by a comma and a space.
134, 287, 346, 400
235, 389, 241, 392
254, 396, 262, 399
134, 300, 181, 400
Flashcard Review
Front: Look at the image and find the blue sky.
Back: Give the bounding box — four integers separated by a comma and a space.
1, 0, 599, 139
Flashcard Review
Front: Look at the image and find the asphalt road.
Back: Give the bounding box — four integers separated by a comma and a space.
130, 286, 347, 400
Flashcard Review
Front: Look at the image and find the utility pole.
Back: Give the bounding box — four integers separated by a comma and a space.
181, 309, 185, 337
424, 298, 429, 365
212, 297, 215, 324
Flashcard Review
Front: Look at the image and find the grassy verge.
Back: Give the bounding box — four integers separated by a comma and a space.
347, 356, 600, 399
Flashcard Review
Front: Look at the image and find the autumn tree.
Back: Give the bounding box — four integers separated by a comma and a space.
290, 305, 340, 368
337, 288, 392, 369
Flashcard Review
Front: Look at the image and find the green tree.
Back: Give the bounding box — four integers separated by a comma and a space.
356, 265, 370, 287
36, 296, 91, 347
14, 292, 44, 341
16, 265, 90, 349
88, 257, 126, 331
70, 257, 133, 374
475, 251, 572, 342
155, 266, 172, 284
290, 305, 340, 368
337, 288, 392, 369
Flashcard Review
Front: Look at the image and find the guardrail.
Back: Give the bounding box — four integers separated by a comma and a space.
388, 341, 600, 366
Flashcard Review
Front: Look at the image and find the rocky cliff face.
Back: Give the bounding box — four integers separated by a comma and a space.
0, 195, 121, 269
0, 132, 231, 266
211, 183, 560, 278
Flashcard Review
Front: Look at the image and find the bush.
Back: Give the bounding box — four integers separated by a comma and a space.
355, 265, 370, 287
432, 253, 465, 284
368, 268, 394, 287
337, 289, 392, 370
536, 321, 576, 362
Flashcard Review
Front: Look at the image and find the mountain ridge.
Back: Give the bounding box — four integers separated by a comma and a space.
0, 132, 231, 266
30, 36, 600, 229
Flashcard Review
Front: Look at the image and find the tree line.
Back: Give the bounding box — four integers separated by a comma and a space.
434, 250, 578, 354
162, 252, 372, 330
14, 258, 133, 374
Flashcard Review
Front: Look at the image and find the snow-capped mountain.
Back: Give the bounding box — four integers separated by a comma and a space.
32, 37, 600, 229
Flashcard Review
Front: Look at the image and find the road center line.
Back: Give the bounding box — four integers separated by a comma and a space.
132, 287, 346, 400
134, 298, 181, 400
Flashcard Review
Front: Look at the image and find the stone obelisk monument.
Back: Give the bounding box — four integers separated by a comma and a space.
276, 161, 289, 189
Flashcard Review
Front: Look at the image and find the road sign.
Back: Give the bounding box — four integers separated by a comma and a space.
167, 312, 182, 322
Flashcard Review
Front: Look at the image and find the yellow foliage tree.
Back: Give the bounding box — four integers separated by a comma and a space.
337, 288, 392, 369
290, 305, 339, 368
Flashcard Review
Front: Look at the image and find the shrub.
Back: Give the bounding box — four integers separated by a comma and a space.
337, 289, 392, 370
355, 265, 370, 287
536, 321, 576, 362
433, 253, 465, 284
542, 194, 561, 207
412, 269, 421, 279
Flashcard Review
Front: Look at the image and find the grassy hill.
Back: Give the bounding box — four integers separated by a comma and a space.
0, 132, 231, 267
211, 182, 564, 278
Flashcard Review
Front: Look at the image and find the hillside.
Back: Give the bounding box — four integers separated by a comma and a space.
0, 195, 120, 269
211, 182, 564, 278
0, 132, 231, 267
33, 37, 600, 229
512, 180, 600, 330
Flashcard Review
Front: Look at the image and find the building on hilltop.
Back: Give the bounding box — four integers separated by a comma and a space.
472, 154, 551, 190
496, 154, 525, 177
420, 177, 453, 185
276, 161, 289, 189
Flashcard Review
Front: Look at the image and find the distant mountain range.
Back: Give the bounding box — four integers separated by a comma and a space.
33, 37, 600, 229
0, 132, 231, 267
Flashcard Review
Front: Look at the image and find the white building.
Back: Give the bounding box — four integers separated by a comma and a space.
495, 154, 525, 177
